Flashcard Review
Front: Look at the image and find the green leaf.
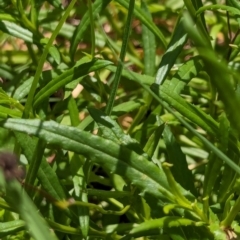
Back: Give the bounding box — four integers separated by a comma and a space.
127, 69, 240, 178
115, 0, 167, 48
219, 113, 230, 152
68, 96, 80, 127
0, 20, 38, 43
218, 151, 238, 203
196, 4, 240, 18
143, 123, 165, 158
183, 0, 210, 46
0, 118, 196, 204
227, 0, 240, 9
23, 0, 78, 118
127, 217, 204, 238
33, 59, 112, 108
14, 132, 72, 228
49, 45, 61, 64
70, 0, 111, 57
163, 125, 196, 195
105, 0, 135, 115
0, 105, 22, 118
46, 0, 62, 8
25, 139, 46, 192
47, 219, 106, 237
203, 153, 222, 203
0, 219, 25, 237
0, 64, 15, 80
13, 77, 34, 101
70, 154, 89, 238
151, 57, 220, 137
4, 180, 57, 240
14, 132, 67, 201
184, 13, 240, 134
107, 65, 154, 85
141, 0, 156, 76
88, 107, 149, 158
156, 17, 188, 85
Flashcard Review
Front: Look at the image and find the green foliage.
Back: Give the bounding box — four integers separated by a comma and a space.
1, 0, 240, 239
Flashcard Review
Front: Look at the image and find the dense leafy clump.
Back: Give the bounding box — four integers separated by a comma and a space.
1, 0, 240, 239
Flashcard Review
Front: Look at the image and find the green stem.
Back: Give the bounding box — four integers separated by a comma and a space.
183, 0, 210, 47
30, 0, 38, 29
5, 180, 57, 240
222, 194, 234, 220
16, 0, 38, 34
162, 163, 192, 209
23, 0, 77, 118
108, 198, 140, 220
47, 219, 107, 237
88, 0, 95, 58
221, 195, 240, 227
105, 0, 135, 115
202, 196, 209, 221
26, 42, 38, 66
66, 200, 130, 216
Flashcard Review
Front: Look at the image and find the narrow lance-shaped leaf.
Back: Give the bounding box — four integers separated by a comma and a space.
88, 108, 149, 158
0, 220, 25, 238
107, 65, 154, 85
3, 179, 57, 240
70, 0, 111, 57
143, 124, 165, 159
218, 151, 239, 203
163, 125, 196, 196
115, 0, 167, 48
70, 154, 89, 238
127, 216, 204, 239
184, 13, 240, 134
0, 20, 39, 43
141, 0, 156, 76
155, 17, 188, 85
0, 118, 196, 204
105, 0, 135, 115
196, 4, 240, 17
33, 59, 112, 108
150, 83, 219, 137
14, 132, 67, 201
